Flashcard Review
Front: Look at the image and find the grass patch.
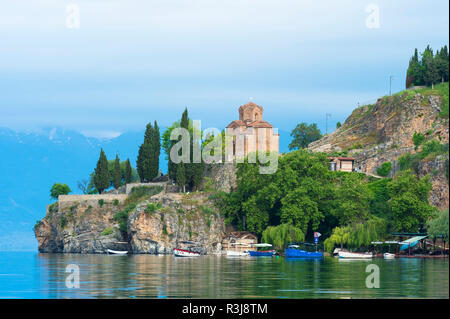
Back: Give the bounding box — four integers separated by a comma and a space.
101, 227, 114, 236
126, 186, 164, 204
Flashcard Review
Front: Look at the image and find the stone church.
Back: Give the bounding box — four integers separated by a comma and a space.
225, 102, 279, 160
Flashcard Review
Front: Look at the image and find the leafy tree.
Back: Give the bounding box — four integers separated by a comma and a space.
376, 161, 392, 177
50, 183, 71, 200
113, 154, 122, 189
336, 122, 342, 129
125, 159, 132, 184
262, 224, 305, 251
387, 170, 436, 232
426, 209, 449, 241
289, 122, 322, 150
93, 148, 110, 193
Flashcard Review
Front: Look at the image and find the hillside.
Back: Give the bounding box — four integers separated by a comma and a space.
308, 82, 449, 209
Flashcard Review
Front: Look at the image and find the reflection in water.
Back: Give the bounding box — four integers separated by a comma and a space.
0, 252, 448, 299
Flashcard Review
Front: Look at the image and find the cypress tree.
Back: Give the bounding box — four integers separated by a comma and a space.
125, 159, 132, 184
137, 123, 156, 182
113, 154, 121, 189
152, 121, 161, 179
94, 148, 110, 194
176, 163, 186, 193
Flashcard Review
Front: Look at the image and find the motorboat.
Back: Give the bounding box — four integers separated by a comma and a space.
285, 243, 323, 258
248, 243, 276, 257
338, 250, 373, 259
106, 249, 128, 255
173, 241, 202, 257
225, 243, 250, 257
383, 252, 396, 259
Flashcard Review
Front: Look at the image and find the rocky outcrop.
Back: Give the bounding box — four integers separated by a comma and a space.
308, 89, 449, 209
128, 192, 224, 254
35, 189, 226, 254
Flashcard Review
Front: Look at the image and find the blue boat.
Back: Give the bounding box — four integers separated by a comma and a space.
285, 243, 323, 258
248, 243, 276, 257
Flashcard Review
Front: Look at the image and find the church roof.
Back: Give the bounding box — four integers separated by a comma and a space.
226, 120, 273, 129
239, 102, 263, 112
247, 120, 273, 128
226, 120, 247, 128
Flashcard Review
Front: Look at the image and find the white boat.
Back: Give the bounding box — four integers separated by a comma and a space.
338, 251, 373, 259
106, 249, 128, 255
383, 253, 396, 259
225, 242, 250, 257
173, 248, 201, 257
226, 250, 249, 257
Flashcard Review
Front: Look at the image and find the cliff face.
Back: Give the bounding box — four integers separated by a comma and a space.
308, 88, 449, 210
35, 189, 225, 254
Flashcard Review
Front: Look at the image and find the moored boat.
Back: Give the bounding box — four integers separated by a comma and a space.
173, 248, 201, 257
285, 244, 323, 258
248, 243, 276, 257
338, 251, 373, 259
106, 249, 128, 255
225, 243, 250, 257
383, 252, 396, 259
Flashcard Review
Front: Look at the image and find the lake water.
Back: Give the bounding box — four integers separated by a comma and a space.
0, 252, 448, 299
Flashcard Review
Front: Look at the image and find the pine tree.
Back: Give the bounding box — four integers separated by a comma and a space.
113, 154, 121, 189
94, 148, 110, 193
125, 159, 132, 184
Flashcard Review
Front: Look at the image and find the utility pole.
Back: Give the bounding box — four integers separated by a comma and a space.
325, 113, 331, 135
389, 75, 394, 96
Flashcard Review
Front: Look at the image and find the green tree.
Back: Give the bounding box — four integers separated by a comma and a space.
426, 209, 449, 241
137, 122, 160, 182
289, 122, 322, 150
50, 183, 71, 200
262, 224, 305, 251
94, 148, 110, 193
125, 159, 132, 184
336, 122, 342, 129
176, 163, 186, 192
376, 161, 392, 177
113, 153, 122, 189
387, 170, 436, 232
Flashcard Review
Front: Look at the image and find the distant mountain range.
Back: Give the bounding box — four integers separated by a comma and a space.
0, 127, 292, 251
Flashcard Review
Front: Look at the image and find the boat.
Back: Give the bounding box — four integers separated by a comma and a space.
173, 248, 201, 257
383, 253, 396, 259
248, 243, 276, 257
106, 249, 128, 255
173, 241, 202, 257
338, 251, 373, 259
285, 243, 323, 258
225, 242, 250, 257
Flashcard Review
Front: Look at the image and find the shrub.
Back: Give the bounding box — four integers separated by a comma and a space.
412, 132, 426, 150
50, 183, 71, 200
33, 220, 41, 231
113, 199, 119, 206
113, 203, 136, 233
145, 202, 162, 214
377, 162, 392, 177
60, 216, 67, 229
98, 199, 105, 207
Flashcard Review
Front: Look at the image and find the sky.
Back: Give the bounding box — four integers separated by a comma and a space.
0, 0, 448, 138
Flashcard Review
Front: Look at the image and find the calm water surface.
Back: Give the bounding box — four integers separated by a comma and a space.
0, 252, 448, 299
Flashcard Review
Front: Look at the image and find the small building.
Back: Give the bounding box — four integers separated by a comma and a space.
222, 231, 258, 253
328, 156, 355, 172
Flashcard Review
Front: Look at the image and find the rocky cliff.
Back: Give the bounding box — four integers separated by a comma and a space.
308, 85, 449, 209
35, 187, 225, 254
